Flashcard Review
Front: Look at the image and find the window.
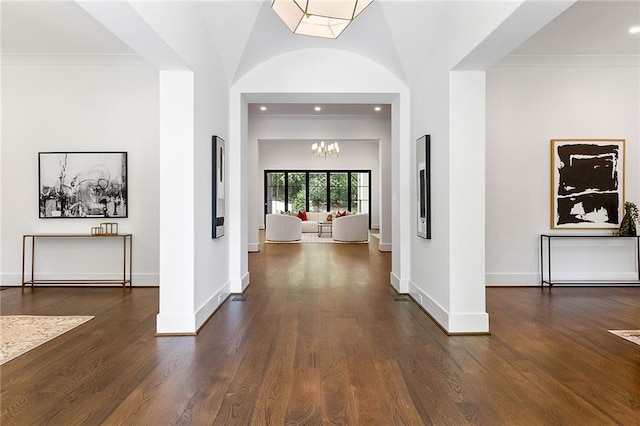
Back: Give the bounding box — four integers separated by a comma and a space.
287, 172, 306, 212
264, 170, 371, 227
330, 173, 348, 211
308, 172, 327, 212
351, 172, 369, 215
265, 172, 285, 214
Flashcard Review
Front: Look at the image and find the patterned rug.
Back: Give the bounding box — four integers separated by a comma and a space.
0, 315, 94, 365
608, 330, 640, 346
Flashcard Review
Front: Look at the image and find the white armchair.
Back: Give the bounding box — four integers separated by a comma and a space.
265, 214, 302, 241
332, 213, 369, 242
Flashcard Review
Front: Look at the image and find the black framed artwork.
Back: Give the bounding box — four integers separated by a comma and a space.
38, 152, 127, 218
550, 138, 625, 229
417, 135, 431, 239
212, 136, 225, 238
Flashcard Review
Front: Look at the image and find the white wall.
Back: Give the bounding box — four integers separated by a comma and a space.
486, 65, 640, 285
249, 114, 389, 247
231, 48, 408, 293
79, 1, 231, 334
406, 0, 569, 333
0, 61, 159, 286
258, 139, 379, 221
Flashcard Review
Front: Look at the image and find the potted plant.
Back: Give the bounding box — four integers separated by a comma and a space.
619, 201, 639, 236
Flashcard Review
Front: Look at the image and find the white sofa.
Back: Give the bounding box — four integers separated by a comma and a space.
265, 214, 302, 241
300, 211, 333, 233
332, 213, 369, 242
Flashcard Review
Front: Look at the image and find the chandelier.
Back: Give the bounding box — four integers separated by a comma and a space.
271, 0, 373, 39
312, 141, 340, 158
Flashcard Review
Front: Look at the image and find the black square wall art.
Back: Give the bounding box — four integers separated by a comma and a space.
550, 139, 625, 229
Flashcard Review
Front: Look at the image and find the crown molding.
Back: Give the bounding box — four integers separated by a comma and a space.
494, 54, 640, 68
1, 53, 150, 66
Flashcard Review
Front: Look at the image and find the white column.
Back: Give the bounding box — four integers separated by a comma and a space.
156, 71, 196, 334
448, 71, 489, 333
229, 93, 250, 293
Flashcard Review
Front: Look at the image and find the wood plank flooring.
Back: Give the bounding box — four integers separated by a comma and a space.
1, 238, 639, 424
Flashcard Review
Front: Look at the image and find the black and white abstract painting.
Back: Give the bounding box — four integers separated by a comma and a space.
551, 139, 624, 229
39, 152, 128, 219
417, 135, 431, 239
212, 136, 225, 238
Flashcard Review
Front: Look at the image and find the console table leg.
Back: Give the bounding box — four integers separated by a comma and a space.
31, 236, 35, 288
122, 236, 126, 287
21, 236, 26, 289
547, 238, 552, 288
129, 236, 133, 288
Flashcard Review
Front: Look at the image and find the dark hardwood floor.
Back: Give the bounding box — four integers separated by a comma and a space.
1, 237, 639, 425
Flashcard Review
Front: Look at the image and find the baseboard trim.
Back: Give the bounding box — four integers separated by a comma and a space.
156, 313, 197, 335
230, 271, 250, 293
408, 281, 490, 334
486, 272, 639, 286
378, 243, 392, 252
1, 273, 159, 287
390, 272, 400, 291
194, 282, 230, 332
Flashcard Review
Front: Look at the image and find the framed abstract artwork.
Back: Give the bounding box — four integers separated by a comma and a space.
212, 136, 225, 238
39, 152, 128, 218
550, 139, 625, 229
417, 135, 431, 239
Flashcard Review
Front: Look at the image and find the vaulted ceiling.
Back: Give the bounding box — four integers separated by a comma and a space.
2, 1, 639, 86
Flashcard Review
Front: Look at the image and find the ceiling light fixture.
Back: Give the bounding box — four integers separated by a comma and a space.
630, 26, 640, 34
312, 141, 340, 158
271, 0, 373, 39
260, 106, 267, 111
314, 106, 322, 111
374, 106, 381, 112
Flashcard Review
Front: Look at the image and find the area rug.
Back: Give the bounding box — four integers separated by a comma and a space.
608, 330, 640, 346
0, 315, 94, 365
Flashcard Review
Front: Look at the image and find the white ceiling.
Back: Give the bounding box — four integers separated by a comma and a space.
0, 0, 134, 54
247, 103, 391, 118
1, 0, 638, 114
511, 0, 639, 56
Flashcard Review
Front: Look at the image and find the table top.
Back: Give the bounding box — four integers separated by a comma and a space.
24, 234, 132, 238
317, 221, 333, 226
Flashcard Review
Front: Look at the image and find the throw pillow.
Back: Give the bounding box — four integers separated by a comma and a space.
298, 210, 308, 221
337, 211, 347, 217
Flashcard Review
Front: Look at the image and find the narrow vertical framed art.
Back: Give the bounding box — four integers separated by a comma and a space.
550, 138, 625, 229
417, 135, 431, 239
212, 136, 225, 238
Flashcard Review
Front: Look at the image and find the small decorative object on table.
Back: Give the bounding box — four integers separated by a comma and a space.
101, 222, 119, 235
92, 223, 118, 236
619, 201, 639, 236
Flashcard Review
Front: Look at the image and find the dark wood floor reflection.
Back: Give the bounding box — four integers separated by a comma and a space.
2, 237, 639, 425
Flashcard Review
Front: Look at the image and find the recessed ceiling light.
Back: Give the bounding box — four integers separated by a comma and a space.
314, 106, 322, 111
630, 26, 640, 34
374, 106, 381, 112
260, 106, 267, 111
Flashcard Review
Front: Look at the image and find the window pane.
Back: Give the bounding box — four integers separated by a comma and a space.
330, 172, 348, 211
266, 172, 285, 213
308, 172, 327, 212
288, 172, 306, 212
351, 172, 369, 214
